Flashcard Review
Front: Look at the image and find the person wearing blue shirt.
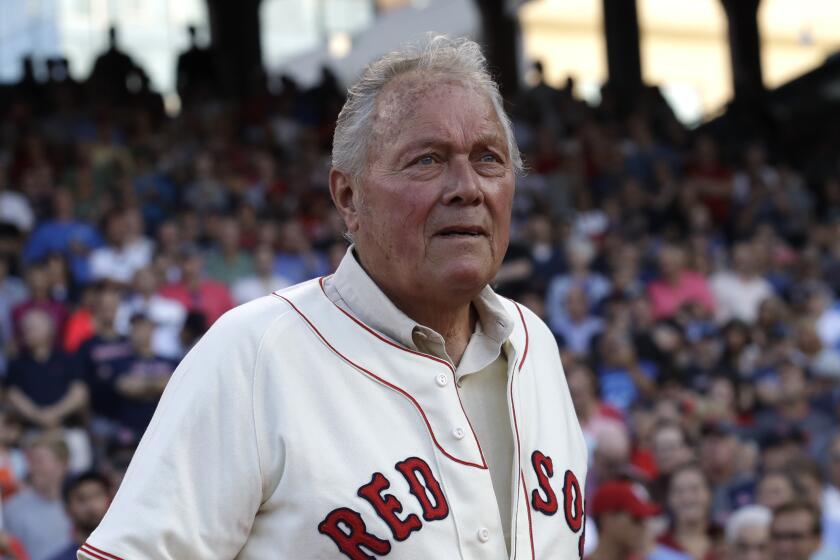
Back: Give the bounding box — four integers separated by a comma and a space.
110, 313, 176, 440
48, 472, 111, 560
22, 190, 102, 284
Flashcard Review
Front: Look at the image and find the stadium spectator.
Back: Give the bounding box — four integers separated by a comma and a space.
0, 163, 34, 234
87, 26, 145, 106
4, 433, 72, 560
650, 422, 694, 503
5, 310, 86, 430
710, 242, 773, 325
758, 470, 797, 511
47, 472, 110, 560
595, 329, 657, 413
61, 284, 96, 354
546, 236, 610, 325
724, 504, 771, 560
550, 284, 604, 356
175, 25, 216, 105
204, 217, 254, 286
232, 243, 291, 304
74, 281, 132, 429
21, 190, 100, 285
10, 264, 67, 344
88, 209, 153, 284
114, 266, 185, 359
648, 244, 715, 321
585, 480, 660, 560
183, 153, 229, 216
770, 500, 839, 560
658, 463, 715, 559
272, 220, 329, 284
754, 361, 834, 457
111, 314, 175, 440
158, 248, 234, 327
698, 422, 749, 521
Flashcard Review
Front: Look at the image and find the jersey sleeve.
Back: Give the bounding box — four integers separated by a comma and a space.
78, 307, 269, 560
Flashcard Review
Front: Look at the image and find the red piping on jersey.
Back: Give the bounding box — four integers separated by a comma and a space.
315, 277, 489, 469
521, 470, 536, 560
508, 303, 534, 559
273, 291, 487, 470
513, 302, 529, 371
318, 277, 455, 372
80, 543, 125, 560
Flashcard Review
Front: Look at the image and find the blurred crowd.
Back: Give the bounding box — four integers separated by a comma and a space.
1, 27, 840, 560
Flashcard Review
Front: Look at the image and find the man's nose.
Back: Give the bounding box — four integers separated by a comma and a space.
442, 156, 483, 206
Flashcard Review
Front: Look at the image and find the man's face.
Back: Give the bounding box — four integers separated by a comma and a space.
350, 74, 514, 303
27, 446, 66, 491
771, 511, 821, 560
67, 480, 110, 533
603, 511, 646, 552
653, 426, 689, 474
566, 366, 595, 414
730, 523, 770, 560
757, 473, 795, 510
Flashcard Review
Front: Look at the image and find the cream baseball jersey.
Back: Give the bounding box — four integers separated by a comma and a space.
78, 278, 587, 560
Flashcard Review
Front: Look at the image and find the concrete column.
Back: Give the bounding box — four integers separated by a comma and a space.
720, 0, 764, 107
602, 0, 643, 95
475, 0, 521, 99
206, 0, 264, 99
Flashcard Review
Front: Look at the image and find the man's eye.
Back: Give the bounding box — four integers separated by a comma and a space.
416, 155, 436, 165
480, 153, 501, 163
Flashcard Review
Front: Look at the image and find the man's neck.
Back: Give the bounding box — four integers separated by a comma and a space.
591, 539, 632, 560
676, 519, 708, 537
74, 528, 92, 546
34, 482, 61, 502
355, 250, 479, 366
31, 345, 53, 362
390, 294, 476, 366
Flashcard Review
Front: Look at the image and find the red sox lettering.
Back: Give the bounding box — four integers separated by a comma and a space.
318, 456, 449, 560
318, 451, 584, 559
531, 449, 586, 558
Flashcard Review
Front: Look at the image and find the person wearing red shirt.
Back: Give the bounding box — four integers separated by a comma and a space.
158, 248, 234, 328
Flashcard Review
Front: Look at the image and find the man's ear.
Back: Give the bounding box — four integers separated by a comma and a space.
329, 168, 360, 233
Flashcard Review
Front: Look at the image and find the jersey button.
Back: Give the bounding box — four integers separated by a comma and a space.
435, 374, 449, 387
452, 427, 465, 440
477, 528, 490, 543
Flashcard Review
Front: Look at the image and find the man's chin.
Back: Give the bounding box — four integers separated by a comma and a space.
436, 263, 493, 294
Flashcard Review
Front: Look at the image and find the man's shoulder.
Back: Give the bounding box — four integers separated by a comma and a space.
204, 279, 324, 344
500, 296, 556, 343
210, 291, 299, 337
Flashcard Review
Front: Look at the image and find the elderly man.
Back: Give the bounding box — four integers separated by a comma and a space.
78, 36, 586, 560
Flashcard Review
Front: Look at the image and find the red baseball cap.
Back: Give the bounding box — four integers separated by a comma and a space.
591, 480, 660, 518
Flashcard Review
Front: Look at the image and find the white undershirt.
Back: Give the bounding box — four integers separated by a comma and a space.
323, 247, 515, 551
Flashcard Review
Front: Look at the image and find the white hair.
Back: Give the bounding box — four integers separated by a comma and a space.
331, 34, 522, 183
724, 505, 772, 545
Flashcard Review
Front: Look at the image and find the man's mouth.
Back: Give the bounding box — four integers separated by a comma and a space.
436, 226, 486, 238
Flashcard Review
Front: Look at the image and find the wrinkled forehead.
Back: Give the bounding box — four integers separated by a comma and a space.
369, 71, 504, 151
